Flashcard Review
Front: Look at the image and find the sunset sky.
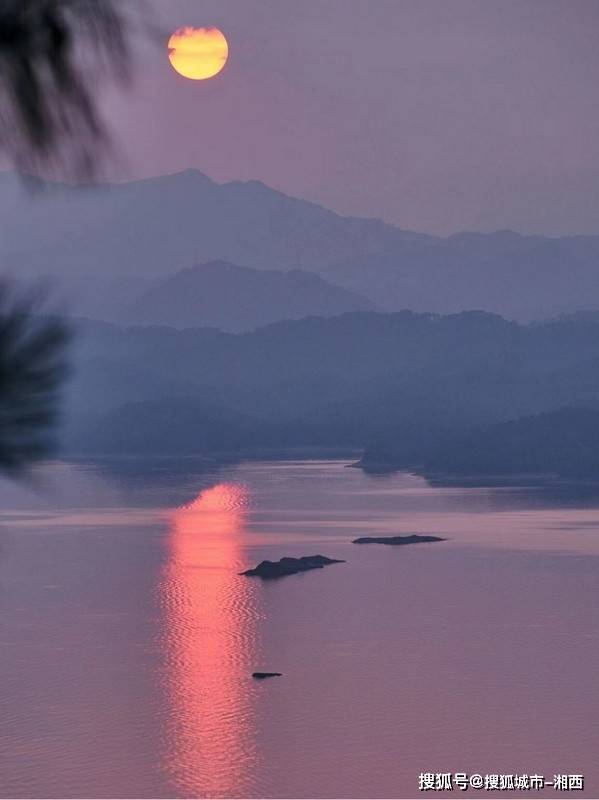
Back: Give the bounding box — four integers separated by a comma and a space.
100, 0, 599, 235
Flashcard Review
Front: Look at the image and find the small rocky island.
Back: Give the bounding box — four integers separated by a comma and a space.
252, 672, 282, 679
241, 554, 345, 579
352, 534, 445, 545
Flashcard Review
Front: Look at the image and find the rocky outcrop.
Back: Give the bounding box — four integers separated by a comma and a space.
241, 554, 345, 579
352, 534, 445, 545
252, 672, 282, 679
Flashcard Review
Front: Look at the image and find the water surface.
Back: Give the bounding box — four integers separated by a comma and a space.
1, 460, 599, 798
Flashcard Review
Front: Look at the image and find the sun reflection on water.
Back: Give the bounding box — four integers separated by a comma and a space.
159, 482, 261, 797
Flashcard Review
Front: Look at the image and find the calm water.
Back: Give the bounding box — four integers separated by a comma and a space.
1, 459, 599, 799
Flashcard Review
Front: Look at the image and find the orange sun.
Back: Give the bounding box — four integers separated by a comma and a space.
168, 27, 229, 81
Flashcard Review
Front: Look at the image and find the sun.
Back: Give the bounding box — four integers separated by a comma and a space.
168, 27, 229, 81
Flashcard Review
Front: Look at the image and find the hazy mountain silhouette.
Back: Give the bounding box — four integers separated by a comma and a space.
71, 397, 258, 456
123, 260, 377, 331
63, 311, 599, 476
4, 170, 599, 321
421, 407, 599, 478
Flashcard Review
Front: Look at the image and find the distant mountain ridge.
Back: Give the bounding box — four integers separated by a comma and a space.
64, 309, 599, 472
3, 168, 599, 321
123, 260, 377, 331
421, 407, 599, 479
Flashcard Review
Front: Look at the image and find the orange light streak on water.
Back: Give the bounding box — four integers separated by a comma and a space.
159, 483, 261, 797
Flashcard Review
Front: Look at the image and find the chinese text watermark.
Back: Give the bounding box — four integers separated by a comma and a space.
418, 773, 584, 792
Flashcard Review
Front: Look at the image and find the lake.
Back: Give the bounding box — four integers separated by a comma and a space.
1, 459, 599, 798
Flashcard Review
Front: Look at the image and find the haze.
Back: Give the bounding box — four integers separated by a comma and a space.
3, 4, 599, 799
95, 0, 599, 235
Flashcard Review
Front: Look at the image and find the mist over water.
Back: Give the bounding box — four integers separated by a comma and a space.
1, 459, 598, 798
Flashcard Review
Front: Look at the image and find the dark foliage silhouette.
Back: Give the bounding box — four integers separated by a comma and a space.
0, 0, 130, 177
0, 1, 130, 474
0, 283, 70, 473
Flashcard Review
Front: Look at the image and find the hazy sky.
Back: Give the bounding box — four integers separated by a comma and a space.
100, 0, 599, 235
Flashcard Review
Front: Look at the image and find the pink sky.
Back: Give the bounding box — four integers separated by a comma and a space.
98, 0, 599, 235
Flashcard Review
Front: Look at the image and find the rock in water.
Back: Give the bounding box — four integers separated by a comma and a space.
252, 672, 282, 679
352, 534, 445, 545
241, 554, 345, 579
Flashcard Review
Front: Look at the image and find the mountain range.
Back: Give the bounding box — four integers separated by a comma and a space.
3, 169, 599, 323
122, 260, 376, 331
62, 310, 599, 478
